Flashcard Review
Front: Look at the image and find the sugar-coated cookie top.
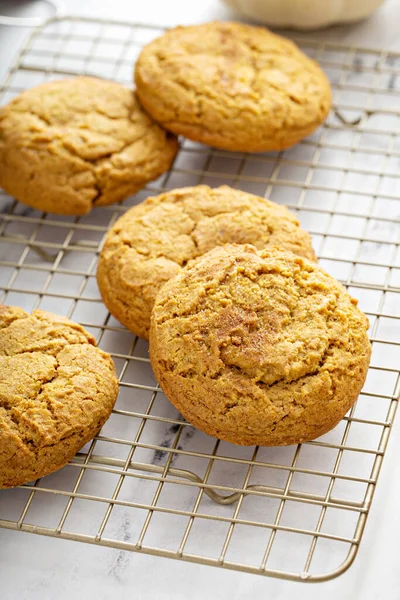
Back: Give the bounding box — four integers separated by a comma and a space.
0, 305, 118, 487
150, 245, 371, 446
0, 77, 178, 215
97, 185, 316, 339
135, 21, 331, 152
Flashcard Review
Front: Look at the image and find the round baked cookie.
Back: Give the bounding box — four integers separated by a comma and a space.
134, 21, 331, 152
0, 305, 119, 488
150, 245, 371, 447
97, 185, 316, 340
0, 77, 178, 215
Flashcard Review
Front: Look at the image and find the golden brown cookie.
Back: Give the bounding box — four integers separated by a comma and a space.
0, 77, 178, 215
97, 185, 316, 340
150, 245, 371, 446
0, 305, 119, 488
134, 21, 331, 152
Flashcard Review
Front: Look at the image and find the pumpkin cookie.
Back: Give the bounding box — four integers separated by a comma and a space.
134, 21, 331, 152
150, 245, 371, 446
0, 305, 119, 488
0, 77, 178, 215
97, 185, 316, 339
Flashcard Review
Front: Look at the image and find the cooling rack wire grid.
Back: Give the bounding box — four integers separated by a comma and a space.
1, 16, 400, 583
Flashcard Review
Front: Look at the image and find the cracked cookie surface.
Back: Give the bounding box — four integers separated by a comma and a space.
0, 305, 119, 488
97, 185, 316, 340
0, 77, 178, 215
135, 21, 331, 152
150, 245, 371, 446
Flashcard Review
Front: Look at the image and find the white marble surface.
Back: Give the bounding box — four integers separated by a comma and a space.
1, 1, 400, 598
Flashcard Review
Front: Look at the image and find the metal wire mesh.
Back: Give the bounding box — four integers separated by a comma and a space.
0, 15, 400, 583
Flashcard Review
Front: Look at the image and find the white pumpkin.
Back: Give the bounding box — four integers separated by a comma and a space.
222, 0, 385, 30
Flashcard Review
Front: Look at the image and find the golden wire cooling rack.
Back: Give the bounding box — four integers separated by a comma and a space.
1, 15, 400, 583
